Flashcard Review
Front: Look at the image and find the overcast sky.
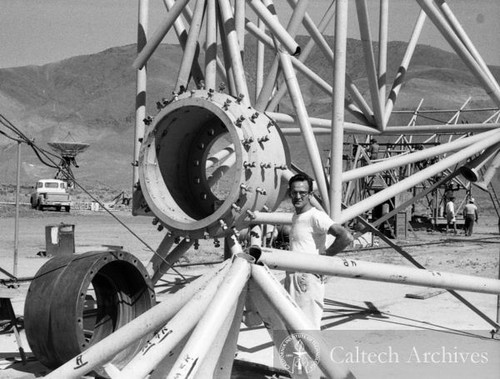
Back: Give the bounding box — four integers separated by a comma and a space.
0, 0, 498, 69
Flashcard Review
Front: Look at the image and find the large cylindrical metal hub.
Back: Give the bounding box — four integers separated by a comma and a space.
24, 250, 155, 370
138, 90, 290, 239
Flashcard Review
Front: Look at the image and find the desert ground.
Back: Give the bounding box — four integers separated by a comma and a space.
0, 204, 499, 378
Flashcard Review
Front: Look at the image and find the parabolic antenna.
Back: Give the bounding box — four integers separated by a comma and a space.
47, 141, 90, 158
48, 132, 90, 185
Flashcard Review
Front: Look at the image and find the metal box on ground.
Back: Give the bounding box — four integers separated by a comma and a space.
45, 224, 75, 256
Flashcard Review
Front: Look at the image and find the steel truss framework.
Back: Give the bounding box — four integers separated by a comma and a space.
37, 1, 500, 378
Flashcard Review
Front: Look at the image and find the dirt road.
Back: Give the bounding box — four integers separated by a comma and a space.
0, 208, 222, 278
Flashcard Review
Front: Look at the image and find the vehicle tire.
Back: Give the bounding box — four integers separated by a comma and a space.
65, 206, 70, 213
56, 206, 61, 212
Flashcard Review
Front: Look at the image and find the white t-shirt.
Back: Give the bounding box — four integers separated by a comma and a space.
290, 207, 334, 255
446, 201, 455, 215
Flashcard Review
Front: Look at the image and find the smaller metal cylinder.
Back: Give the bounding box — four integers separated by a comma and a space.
24, 250, 155, 371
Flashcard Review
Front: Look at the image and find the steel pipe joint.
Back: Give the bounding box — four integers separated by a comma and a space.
137, 89, 290, 239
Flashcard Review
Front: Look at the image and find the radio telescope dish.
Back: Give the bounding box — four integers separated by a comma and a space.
47, 141, 90, 157
48, 132, 89, 186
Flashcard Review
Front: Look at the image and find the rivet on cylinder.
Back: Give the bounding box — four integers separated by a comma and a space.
235, 116, 245, 127
256, 187, 267, 195
219, 219, 228, 230
246, 210, 256, 219
242, 137, 254, 146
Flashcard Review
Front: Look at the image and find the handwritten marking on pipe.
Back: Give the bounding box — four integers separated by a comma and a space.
341, 258, 357, 267
141, 340, 156, 355
73, 355, 88, 370
173, 354, 199, 378
140, 326, 173, 355
389, 275, 408, 282
157, 326, 173, 343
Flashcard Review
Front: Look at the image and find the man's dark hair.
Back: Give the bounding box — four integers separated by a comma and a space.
288, 173, 314, 192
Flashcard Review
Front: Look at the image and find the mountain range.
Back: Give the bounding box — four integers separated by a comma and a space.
0, 37, 498, 194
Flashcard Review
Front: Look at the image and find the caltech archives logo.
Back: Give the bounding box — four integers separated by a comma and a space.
279, 332, 321, 375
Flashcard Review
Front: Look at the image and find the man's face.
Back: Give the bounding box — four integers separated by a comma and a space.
289, 180, 311, 213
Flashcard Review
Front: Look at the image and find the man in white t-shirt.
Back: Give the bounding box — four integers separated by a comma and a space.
445, 196, 457, 234
284, 174, 353, 329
